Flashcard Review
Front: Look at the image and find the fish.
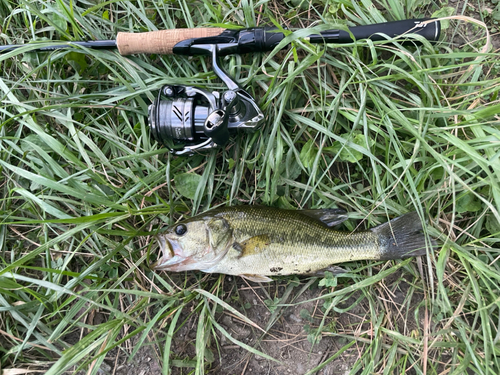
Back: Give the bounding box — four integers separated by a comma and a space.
152, 206, 432, 283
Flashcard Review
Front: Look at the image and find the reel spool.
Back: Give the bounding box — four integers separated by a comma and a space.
148, 44, 264, 155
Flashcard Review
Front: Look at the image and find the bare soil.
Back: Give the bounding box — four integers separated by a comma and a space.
99, 269, 424, 375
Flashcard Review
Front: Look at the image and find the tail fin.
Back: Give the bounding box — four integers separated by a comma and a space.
371, 212, 434, 260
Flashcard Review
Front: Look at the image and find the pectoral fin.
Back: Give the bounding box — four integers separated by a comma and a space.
300, 209, 348, 227
240, 274, 273, 283
234, 235, 271, 257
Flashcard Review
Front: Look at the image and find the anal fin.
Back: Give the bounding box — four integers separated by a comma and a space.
240, 274, 273, 283
314, 266, 348, 277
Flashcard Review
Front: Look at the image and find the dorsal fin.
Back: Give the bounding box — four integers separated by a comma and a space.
299, 208, 348, 227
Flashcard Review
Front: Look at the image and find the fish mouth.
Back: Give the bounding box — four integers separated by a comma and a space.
151, 236, 195, 271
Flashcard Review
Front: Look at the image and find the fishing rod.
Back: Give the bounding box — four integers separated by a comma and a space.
1, 18, 440, 154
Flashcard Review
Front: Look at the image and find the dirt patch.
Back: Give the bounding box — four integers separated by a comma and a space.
56, 269, 426, 375
209, 284, 358, 375
449, 1, 500, 51
112, 340, 163, 375
151, 271, 424, 375
145, 278, 362, 375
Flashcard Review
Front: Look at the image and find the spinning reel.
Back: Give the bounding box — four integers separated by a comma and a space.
148, 44, 264, 155
145, 19, 441, 154
1, 19, 441, 155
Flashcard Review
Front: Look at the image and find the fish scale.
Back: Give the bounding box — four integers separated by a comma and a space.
205, 207, 380, 277
153, 206, 431, 282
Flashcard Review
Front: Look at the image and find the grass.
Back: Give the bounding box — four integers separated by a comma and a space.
0, 0, 499, 374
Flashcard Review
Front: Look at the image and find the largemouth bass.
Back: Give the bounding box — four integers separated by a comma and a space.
152, 206, 431, 282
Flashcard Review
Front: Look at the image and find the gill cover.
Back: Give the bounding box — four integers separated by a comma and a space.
207, 216, 232, 249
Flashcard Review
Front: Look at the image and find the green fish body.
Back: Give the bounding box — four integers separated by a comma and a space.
153, 206, 430, 282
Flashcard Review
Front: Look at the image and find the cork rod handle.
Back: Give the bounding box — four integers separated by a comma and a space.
116, 28, 225, 55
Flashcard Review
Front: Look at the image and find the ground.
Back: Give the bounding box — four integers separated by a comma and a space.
98, 268, 425, 375
1, 0, 498, 374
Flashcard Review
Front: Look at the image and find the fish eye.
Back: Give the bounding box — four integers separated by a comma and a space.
175, 224, 187, 236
